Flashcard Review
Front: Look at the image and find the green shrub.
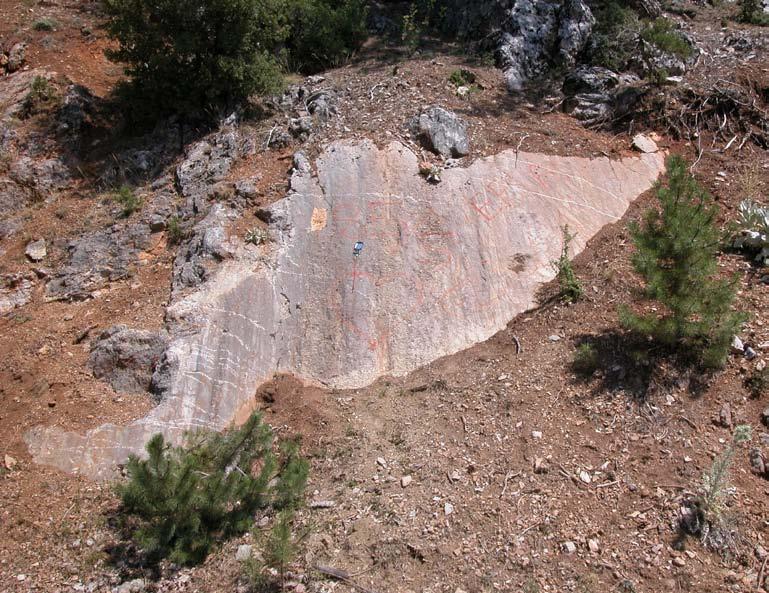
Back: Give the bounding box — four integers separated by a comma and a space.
738, 0, 769, 25
113, 185, 141, 217
572, 343, 599, 377
620, 156, 746, 369
588, 1, 642, 71
167, 216, 184, 245
32, 17, 58, 31
641, 18, 693, 59
551, 225, 583, 303
20, 75, 58, 118
285, 0, 368, 73
103, 0, 366, 119
449, 69, 476, 87
116, 412, 308, 565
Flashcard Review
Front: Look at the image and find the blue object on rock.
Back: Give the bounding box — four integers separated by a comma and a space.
353, 241, 364, 256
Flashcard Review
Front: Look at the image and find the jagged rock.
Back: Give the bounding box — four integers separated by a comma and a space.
750, 448, 766, 475
409, 107, 470, 158
563, 66, 643, 125
496, 0, 594, 92
89, 325, 168, 394
0, 272, 34, 313
563, 66, 620, 96
307, 90, 336, 121
9, 156, 69, 200
268, 128, 292, 149
172, 204, 238, 293
7, 43, 27, 73
25, 238, 46, 262
176, 128, 242, 208
57, 84, 95, 141
733, 335, 745, 353
293, 151, 311, 175
45, 225, 150, 301
289, 116, 313, 140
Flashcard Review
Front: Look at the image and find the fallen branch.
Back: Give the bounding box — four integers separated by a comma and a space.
315, 565, 382, 593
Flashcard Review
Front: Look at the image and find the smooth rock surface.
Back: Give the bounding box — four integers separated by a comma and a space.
27, 140, 664, 478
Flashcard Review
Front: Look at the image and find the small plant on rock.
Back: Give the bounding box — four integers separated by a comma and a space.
641, 18, 693, 60
116, 412, 308, 565
551, 225, 583, 303
166, 216, 184, 245
20, 75, 58, 118
113, 185, 141, 217
245, 227, 270, 246
620, 155, 746, 369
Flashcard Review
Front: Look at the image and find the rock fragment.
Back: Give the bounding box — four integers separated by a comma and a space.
25, 238, 47, 262
409, 107, 469, 158
236, 544, 253, 561
632, 134, 659, 154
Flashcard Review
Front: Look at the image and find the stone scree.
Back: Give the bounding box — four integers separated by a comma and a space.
26, 140, 665, 478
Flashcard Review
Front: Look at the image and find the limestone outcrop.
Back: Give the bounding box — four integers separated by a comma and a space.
27, 140, 665, 478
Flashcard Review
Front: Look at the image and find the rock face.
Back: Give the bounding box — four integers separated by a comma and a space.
27, 140, 665, 478
89, 326, 168, 394
496, 0, 594, 91
409, 107, 470, 158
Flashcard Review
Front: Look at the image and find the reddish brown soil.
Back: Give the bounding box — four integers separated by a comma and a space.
2, 2, 769, 593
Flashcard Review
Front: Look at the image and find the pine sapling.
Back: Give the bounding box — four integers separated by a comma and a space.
116, 412, 308, 565
620, 155, 746, 368
552, 225, 583, 303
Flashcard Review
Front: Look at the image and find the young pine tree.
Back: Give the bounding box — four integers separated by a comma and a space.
552, 224, 583, 303
620, 155, 746, 368
117, 412, 308, 565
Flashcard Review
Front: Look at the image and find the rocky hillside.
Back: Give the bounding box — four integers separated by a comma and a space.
2, 1, 769, 593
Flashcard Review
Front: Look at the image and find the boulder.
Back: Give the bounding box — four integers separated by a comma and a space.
409, 107, 470, 158
89, 325, 168, 394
